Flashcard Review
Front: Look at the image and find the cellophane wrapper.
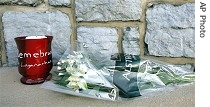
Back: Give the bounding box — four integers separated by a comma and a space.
42, 47, 119, 101
100, 53, 194, 98
42, 43, 195, 100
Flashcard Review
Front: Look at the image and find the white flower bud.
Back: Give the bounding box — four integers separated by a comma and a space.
57, 66, 62, 70
58, 73, 64, 76
61, 60, 65, 63
57, 62, 61, 65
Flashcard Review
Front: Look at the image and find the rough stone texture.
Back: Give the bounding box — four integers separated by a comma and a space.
48, 0, 70, 7
0, 36, 1, 66
2, 11, 71, 66
145, 28, 194, 57
75, 0, 142, 22
0, 0, 43, 6
175, 63, 195, 73
77, 26, 118, 68
122, 27, 140, 55
145, 3, 195, 58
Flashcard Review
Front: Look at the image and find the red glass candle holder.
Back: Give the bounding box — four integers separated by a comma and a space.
14, 36, 53, 85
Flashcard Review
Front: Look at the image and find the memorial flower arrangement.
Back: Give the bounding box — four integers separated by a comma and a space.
42, 49, 195, 100
100, 53, 195, 98
45, 51, 118, 100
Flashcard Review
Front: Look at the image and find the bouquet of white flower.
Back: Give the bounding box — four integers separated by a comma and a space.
42, 46, 194, 100
42, 51, 119, 101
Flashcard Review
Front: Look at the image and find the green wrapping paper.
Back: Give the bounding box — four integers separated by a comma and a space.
101, 53, 194, 98
109, 53, 141, 98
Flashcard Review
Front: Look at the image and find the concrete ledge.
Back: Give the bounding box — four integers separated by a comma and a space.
0, 67, 195, 107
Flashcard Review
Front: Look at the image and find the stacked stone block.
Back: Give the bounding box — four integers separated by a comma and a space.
0, 0, 195, 66
145, 3, 195, 58
0, 0, 44, 6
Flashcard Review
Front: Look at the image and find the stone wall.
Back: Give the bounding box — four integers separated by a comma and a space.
0, 0, 195, 67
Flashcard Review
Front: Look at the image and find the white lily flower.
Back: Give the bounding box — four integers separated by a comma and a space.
67, 76, 80, 82
69, 60, 76, 65
66, 66, 75, 73
78, 79, 87, 90
78, 64, 88, 74
66, 82, 79, 90
66, 76, 87, 90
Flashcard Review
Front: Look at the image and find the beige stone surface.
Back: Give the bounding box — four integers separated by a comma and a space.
0, 67, 195, 107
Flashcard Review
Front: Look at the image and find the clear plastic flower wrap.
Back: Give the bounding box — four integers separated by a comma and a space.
100, 53, 195, 98
42, 43, 195, 101
42, 48, 119, 101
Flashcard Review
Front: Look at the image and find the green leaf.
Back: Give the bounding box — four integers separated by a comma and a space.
157, 72, 176, 85
139, 82, 154, 90
54, 73, 71, 86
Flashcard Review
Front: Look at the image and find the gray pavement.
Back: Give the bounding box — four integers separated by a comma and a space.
0, 67, 195, 107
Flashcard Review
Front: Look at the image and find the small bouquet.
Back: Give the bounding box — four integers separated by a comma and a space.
42, 51, 118, 101
100, 53, 195, 98
42, 47, 194, 100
